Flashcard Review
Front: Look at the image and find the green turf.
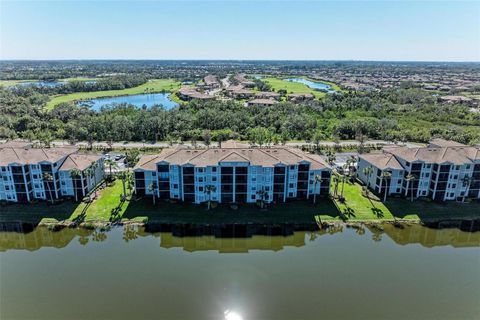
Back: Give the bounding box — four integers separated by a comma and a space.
45, 79, 181, 110
262, 77, 326, 99
1, 179, 478, 225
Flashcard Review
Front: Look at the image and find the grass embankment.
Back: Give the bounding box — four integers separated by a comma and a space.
1, 179, 478, 227
319, 181, 480, 222
45, 79, 181, 110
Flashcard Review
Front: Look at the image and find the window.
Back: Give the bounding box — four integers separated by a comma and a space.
212, 177, 217, 182
289, 183, 294, 188
198, 168, 204, 173
251, 195, 256, 200
173, 184, 178, 189
152, 172, 156, 176
265, 186, 270, 191
466, 165, 471, 170
198, 186, 204, 192
211, 167, 217, 172
289, 192, 294, 197
290, 165, 295, 170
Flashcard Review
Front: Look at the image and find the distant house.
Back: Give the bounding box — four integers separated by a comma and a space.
357, 139, 480, 202
255, 91, 281, 100
439, 95, 475, 106
225, 86, 255, 99
201, 75, 220, 89
247, 98, 277, 107
287, 93, 315, 102
177, 87, 214, 101
0, 145, 104, 203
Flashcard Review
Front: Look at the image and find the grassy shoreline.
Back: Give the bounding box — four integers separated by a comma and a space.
45, 79, 181, 110
1, 180, 478, 229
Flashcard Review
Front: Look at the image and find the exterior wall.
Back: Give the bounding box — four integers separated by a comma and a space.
357, 158, 378, 190
134, 163, 331, 204
0, 157, 103, 203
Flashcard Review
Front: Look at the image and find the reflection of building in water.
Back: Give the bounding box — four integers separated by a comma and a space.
382, 224, 480, 248
157, 232, 308, 253
0, 225, 91, 252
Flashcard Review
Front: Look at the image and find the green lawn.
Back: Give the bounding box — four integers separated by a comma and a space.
69, 180, 129, 222
322, 181, 480, 222
1, 179, 478, 226
45, 79, 181, 110
262, 77, 326, 99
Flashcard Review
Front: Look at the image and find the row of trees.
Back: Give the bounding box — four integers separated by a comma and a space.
1, 87, 479, 145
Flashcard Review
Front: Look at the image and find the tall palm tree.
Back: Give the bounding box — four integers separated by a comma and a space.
88, 161, 99, 198
119, 171, 129, 199
104, 159, 118, 179
256, 188, 268, 209
313, 174, 323, 204
461, 175, 472, 203
42, 172, 54, 204
405, 173, 417, 202
363, 166, 374, 195
148, 182, 157, 205
380, 171, 392, 202
70, 168, 82, 202
204, 185, 217, 210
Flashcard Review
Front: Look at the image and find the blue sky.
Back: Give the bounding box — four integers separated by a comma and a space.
1, 1, 479, 61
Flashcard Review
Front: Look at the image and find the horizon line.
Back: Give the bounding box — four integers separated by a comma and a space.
1, 58, 480, 63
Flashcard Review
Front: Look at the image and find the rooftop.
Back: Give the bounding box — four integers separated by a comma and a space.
134, 145, 330, 171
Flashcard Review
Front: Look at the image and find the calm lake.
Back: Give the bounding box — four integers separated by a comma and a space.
78, 93, 179, 111
286, 77, 336, 93
0, 223, 478, 320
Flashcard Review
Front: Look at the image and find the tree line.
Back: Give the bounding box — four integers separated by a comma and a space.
1, 86, 479, 146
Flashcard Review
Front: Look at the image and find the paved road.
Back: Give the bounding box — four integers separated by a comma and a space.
45, 140, 422, 149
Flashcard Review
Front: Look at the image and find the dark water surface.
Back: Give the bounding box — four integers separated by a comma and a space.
0, 224, 479, 320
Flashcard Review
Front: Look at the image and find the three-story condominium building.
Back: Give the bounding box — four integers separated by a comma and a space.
133, 142, 331, 204
0, 145, 104, 203
358, 139, 480, 201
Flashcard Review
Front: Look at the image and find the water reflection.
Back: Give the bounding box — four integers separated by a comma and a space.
0, 222, 478, 252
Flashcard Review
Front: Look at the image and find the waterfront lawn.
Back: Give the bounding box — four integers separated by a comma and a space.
45, 79, 181, 110
0, 201, 77, 225
322, 182, 395, 221
122, 198, 339, 225
1, 180, 478, 226
68, 180, 129, 222
322, 181, 480, 222
262, 77, 326, 99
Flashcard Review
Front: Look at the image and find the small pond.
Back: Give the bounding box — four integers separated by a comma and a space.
78, 92, 179, 111
286, 77, 336, 93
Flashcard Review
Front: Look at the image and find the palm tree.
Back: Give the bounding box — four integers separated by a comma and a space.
104, 159, 118, 179
331, 172, 341, 197
119, 171, 129, 199
256, 188, 268, 209
313, 174, 323, 204
87, 161, 99, 198
461, 175, 472, 203
42, 172, 54, 204
405, 173, 417, 202
362, 166, 374, 195
70, 168, 82, 202
204, 185, 217, 210
380, 171, 392, 202
148, 182, 157, 205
